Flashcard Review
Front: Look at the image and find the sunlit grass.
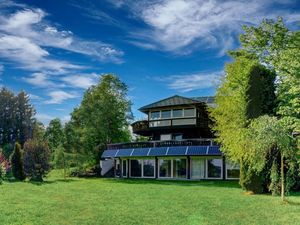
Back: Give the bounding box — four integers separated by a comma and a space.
0, 171, 299, 225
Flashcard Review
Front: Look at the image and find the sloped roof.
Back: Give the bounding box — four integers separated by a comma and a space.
139, 95, 214, 112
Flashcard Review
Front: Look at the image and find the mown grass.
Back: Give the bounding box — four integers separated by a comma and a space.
0, 171, 299, 225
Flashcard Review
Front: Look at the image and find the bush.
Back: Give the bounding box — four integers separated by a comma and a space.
23, 139, 51, 182
10, 143, 26, 181
0, 151, 10, 184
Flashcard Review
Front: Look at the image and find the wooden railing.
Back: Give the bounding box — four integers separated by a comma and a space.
107, 138, 216, 150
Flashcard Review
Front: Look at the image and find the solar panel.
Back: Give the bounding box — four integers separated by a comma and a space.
131, 148, 150, 157
102, 150, 118, 158
208, 146, 222, 155
167, 146, 187, 156
148, 147, 168, 156
187, 146, 208, 155
116, 149, 134, 157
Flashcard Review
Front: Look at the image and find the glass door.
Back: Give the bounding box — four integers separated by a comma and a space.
191, 158, 205, 179
122, 160, 127, 178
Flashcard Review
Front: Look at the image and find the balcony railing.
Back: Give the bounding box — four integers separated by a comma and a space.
131, 120, 149, 134
107, 138, 217, 150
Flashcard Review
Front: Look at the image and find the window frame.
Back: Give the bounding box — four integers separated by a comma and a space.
206, 158, 223, 179
225, 161, 240, 180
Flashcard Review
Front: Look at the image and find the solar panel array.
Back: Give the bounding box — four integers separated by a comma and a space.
102, 146, 222, 158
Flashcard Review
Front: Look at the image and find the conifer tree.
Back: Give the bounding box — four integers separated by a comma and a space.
10, 142, 26, 181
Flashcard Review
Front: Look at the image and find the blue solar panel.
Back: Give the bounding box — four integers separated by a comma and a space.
131, 148, 150, 157
187, 146, 208, 155
116, 149, 133, 157
167, 146, 187, 156
148, 147, 168, 156
208, 146, 222, 155
102, 150, 117, 158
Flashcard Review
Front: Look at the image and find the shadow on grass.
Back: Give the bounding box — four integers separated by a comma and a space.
101, 178, 241, 189
28, 178, 78, 186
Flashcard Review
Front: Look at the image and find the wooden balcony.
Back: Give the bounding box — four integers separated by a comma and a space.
107, 138, 216, 150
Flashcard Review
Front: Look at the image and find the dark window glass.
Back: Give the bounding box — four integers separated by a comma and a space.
130, 159, 142, 177
207, 159, 222, 178
159, 159, 172, 177
161, 110, 171, 118
122, 160, 127, 177
143, 160, 155, 177
172, 109, 183, 118
173, 158, 186, 178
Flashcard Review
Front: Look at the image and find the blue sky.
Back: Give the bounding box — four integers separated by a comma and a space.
0, 0, 299, 125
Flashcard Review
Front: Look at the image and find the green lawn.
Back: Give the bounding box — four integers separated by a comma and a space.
1, 172, 299, 225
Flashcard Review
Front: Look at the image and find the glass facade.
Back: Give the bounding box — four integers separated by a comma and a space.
143, 160, 155, 177
159, 159, 172, 178
191, 158, 205, 179
130, 159, 142, 177
173, 158, 187, 178
207, 159, 222, 178
161, 110, 171, 118
150, 111, 160, 120
172, 109, 183, 118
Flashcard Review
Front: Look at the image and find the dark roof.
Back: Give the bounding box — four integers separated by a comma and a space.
139, 95, 214, 112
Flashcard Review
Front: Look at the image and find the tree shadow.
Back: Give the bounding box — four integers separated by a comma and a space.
28, 178, 79, 186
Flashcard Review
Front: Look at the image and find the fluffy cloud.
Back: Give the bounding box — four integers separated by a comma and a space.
45, 90, 78, 104
61, 73, 99, 89
155, 71, 222, 92
125, 0, 300, 54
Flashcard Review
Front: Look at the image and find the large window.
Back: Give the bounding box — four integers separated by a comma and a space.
172, 118, 196, 126
207, 159, 222, 178
172, 109, 183, 118
161, 110, 171, 119
184, 108, 195, 117
150, 111, 160, 120
149, 120, 171, 127
226, 162, 240, 179
143, 160, 155, 177
191, 158, 205, 179
173, 158, 187, 178
159, 159, 172, 178
130, 159, 142, 177
122, 160, 127, 177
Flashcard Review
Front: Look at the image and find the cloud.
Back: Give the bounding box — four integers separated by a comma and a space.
22, 72, 59, 88
28, 93, 42, 100
61, 73, 99, 89
0, 6, 123, 73
155, 71, 222, 92
125, 0, 300, 55
35, 113, 54, 125
45, 90, 78, 104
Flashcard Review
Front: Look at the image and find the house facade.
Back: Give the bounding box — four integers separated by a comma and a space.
101, 95, 239, 180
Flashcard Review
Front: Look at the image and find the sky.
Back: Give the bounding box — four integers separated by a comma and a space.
0, 0, 299, 125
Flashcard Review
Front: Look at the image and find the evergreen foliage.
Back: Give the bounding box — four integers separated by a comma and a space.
23, 139, 51, 182
10, 142, 26, 181
45, 118, 65, 152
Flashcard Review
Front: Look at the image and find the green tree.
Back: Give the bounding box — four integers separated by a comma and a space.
54, 145, 68, 179
23, 139, 51, 182
45, 118, 65, 152
69, 74, 132, 166
10, 142, 26, 181
211, 56, 276, 193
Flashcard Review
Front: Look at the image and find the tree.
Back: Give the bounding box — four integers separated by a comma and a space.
23, 139, 51, 182
211, 56, 276, 193
247, 116, 298, 200
53, 145, 68, 179
44, 118, 65, 152
10, 142, 26, 181
69, 74, 132, 166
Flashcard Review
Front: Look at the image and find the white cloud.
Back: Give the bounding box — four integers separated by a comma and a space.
61, 73, 99, 89
126, 0, 300, 55
155, 71, 222, 92
35, 113, 54, 125
28, 93, 42, 100
45, 90, 78, 104
22, 72, 57, 88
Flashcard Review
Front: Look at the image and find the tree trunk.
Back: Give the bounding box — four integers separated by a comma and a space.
281, 153, 284, 201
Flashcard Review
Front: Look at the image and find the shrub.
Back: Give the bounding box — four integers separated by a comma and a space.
0, 151, 10, 184
23, 139, 51, 182
10, 142, 26, 181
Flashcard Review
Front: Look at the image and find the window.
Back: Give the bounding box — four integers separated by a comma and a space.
150, 111, 160, 120
207, 159, 222, 178
173, 134, 183, 140
122, 160, 127, 177
130, 159, 142, 177
161, 110, 171, 118
115, 159, 121, 177
143, 160, 155, 177
159, 159, 172, 178
191, 158, 205, 179
173, 158, 187, 178
226, 162, 240, 179
149, 120, 171, 127
160, 134, 172, 141
172, 118, 196, 126
184, 108, 195, 117
172, 109, 183, 118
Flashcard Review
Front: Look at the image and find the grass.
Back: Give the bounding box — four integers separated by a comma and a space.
0, 171, 300, 225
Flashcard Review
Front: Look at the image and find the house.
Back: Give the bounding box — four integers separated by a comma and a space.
101, 95, 239, 180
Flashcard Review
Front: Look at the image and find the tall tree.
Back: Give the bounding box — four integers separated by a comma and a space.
211, 55, 276, 193
10, 142, 26, 181
44, 118, 65, 152
69, 74, 132, 165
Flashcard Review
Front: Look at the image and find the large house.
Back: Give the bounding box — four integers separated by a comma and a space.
101, 95, 239, 180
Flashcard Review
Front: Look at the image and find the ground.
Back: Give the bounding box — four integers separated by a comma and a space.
0, 171, 300, 225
